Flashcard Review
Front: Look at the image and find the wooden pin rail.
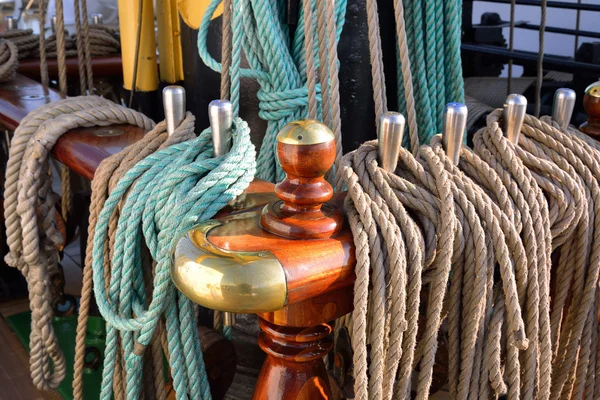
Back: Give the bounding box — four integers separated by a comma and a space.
0, 74, 278, 398
0, 74, 140, 180
17, 56, 124, 81
172, 120, 356, 399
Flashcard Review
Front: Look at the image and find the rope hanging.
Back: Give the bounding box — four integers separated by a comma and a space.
90, 116, 255, 400
341, 104, 600, 399
197, 0, 347, 183
3, 97, 154, 390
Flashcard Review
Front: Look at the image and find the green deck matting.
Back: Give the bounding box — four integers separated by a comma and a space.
6, 312, 106, 400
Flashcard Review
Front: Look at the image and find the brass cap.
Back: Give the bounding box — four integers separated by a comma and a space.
276, 119, 334, 145
172, 221, 287, 313
585, 81, 600, 99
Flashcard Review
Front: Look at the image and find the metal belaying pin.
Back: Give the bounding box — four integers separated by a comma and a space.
51, 16, 57, 34
442, 102, 468, 166
5, 16, 16, 31
91, 13, 103, 25
552, 88, 576, 131
209, 100, 233, 157
163, 85, 186, 136
208, 99, 235, 328
503, 94, 527, 145
378, 111, 405, 173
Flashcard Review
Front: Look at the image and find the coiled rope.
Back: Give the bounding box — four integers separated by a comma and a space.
73, 116, 197, 400
342, 104, 600, 399
197, 0, 346, 182
398, 0, 464, 142
0, 29, 37, 82
90, 116, 255, 400
3, 97, 154, 390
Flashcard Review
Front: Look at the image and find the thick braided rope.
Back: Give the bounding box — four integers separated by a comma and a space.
0, 40, 18, 83
197, 0, 346, 182
443, 0, 464, 105
74, 119, 199, 400
220, 0, 232, 101
29, 30, 77, 59
471, 110, 600, 398
54, 0, 68, 94
341, 139, 460, 400
91, 117, 255, 399
393, 0, 419, 154
80, 0, 94, 92
431, 135, 532, 399
521, 116, 600, 398
315, 0, 343, 191
39, 0, 49, 87
303, 0, 318, 120
73, 0, 88, 94
468, 120, 554, 400
3, 96, 154, 390
535, 0, 547, 117
0, 29, 38, 58
365, 0, 387, 124
340, 142, 427, 400
77, 26, 121, 57
316, 0, 330, 128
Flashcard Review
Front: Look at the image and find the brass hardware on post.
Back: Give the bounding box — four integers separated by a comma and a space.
553, 88, 576, 131
171, 221, 287, 313
378, 112, 405, 173
580, 81, 600, 137
503, 94, 527, 145
209, 99, 235, 326
442, 102, 468, 166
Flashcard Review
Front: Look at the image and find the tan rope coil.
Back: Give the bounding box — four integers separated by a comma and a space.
340, 103, 600, 399
3, 96, 154, 390
0, 39, 18, 82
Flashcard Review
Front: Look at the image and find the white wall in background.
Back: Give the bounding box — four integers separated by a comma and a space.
473, 0, 599, 77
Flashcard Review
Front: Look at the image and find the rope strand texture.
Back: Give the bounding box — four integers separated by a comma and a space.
91, 116, 256, 399
3, 96, 154, 390
197, 0, 346, 182
341, 108, 600, 399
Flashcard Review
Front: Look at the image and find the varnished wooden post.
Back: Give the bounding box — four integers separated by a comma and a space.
580, 81, 600, 139
172, 120, 355, 399
254, 120, 344, 399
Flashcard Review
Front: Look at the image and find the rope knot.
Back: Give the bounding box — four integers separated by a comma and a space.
257, 85, 321, 121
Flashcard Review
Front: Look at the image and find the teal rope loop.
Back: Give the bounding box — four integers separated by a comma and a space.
398, 0, 464, 145
198, 0, 346, 182
92, 117, 256, 400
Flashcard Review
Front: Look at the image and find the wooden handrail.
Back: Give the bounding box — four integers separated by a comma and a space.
17, 56, 123, 81
0, 74, 144, 180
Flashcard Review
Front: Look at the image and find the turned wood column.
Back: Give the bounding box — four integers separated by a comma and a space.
580, 81, 600, 139
254, 120, 346, 399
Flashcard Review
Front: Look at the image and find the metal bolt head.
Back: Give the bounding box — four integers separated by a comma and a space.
442, 102, 468, 166
209, 100, 233, 157
377, 111, 405, 173
5, 16, 16, 31
91, 13, 103, 25
552, 88, 576, 131
503, 94, 527, 145
163, 85, 186, 136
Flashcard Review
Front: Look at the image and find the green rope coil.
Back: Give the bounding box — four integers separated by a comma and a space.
198, 0, 346, 182
92, 117, 256, 400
